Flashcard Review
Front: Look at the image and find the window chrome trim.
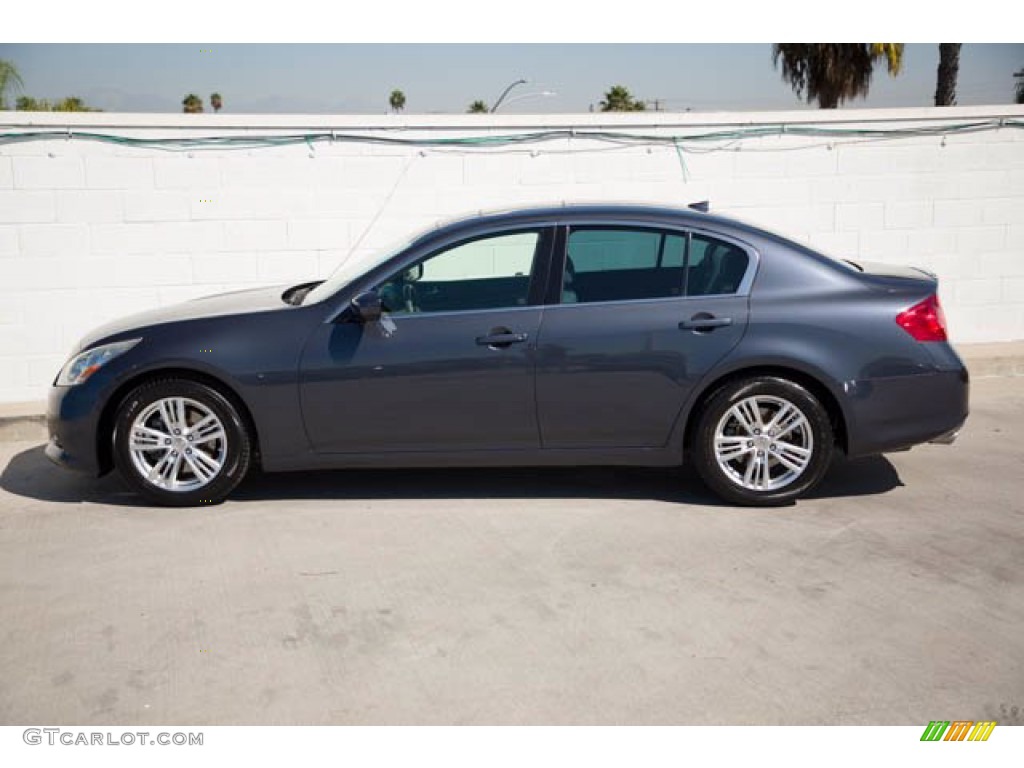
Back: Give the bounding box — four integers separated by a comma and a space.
540, 292, 745, 313
324, 216, 761, 321
377, 303, 546, 322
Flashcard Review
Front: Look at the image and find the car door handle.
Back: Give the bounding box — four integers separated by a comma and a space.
476, 329, 529, 348
679, 314, 733, 331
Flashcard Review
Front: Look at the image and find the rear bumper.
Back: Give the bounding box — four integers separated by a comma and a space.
928, 427, 962, 445
844, 365, 969, 457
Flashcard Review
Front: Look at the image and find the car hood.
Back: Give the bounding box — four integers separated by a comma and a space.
77, 284, 292, 351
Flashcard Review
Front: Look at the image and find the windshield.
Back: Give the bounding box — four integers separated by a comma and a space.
300, 233, 419, 306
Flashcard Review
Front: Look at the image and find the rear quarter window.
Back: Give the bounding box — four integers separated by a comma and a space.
686, 234, 750, 296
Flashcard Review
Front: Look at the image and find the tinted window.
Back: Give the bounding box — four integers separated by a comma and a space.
563, 228, 685, 304
378, 231, 540, 315
686, 235, 750, 296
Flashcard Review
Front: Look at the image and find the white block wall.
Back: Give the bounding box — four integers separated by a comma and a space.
1, 106, 1023, 404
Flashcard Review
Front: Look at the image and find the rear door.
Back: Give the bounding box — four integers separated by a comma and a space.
535, 225, 753, 449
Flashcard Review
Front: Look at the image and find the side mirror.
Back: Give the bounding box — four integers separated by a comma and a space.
350, 290, 383, 323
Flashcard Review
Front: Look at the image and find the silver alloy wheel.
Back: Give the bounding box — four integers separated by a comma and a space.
127, 397, 227, 492
713, 395, 814, 492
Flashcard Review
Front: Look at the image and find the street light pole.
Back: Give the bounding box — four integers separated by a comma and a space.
491, 79, 528, 113
495, 91, 557, 110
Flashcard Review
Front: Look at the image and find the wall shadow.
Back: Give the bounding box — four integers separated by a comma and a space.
2, 443, 902, 509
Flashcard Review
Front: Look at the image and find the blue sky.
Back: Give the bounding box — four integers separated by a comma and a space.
1, 44, 1021, 114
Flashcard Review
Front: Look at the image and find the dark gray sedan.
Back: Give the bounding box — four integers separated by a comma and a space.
46, 204, 968, 506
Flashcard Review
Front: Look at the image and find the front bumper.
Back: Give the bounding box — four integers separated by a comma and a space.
46, 382, 105, 476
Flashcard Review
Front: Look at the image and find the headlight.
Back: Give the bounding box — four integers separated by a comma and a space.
56, 339, 141, 386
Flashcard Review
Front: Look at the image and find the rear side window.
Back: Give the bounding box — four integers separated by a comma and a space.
563, 227, 686, 304
686, 234, 750, 296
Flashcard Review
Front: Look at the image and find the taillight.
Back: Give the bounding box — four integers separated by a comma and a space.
896, 294, 948, 342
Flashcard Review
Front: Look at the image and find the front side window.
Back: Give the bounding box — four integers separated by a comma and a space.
377, 230, 541, 315
562, 227, 686, 304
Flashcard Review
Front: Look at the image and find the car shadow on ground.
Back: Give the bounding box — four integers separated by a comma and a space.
1, 443, 903, 508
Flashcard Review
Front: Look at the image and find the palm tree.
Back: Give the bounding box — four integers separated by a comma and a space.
935, 44, 962, 106
600, 85, 646, 112
182, 93, 204, 113
210, 92, 223, 112
0, 59, 25, 110
467, 100, 489, 113
16, 96, 46, 111
1015, 68, 1024, 104
55, 97, 83, 111
389, 89, 406, 113
772, 44, 904, 109
17, 95, 99, 112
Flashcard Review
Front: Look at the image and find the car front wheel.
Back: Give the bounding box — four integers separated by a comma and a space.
691, 376, 833, 506
112, 378, 252, 507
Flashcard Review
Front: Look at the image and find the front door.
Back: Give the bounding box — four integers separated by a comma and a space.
299, 228, 551, 454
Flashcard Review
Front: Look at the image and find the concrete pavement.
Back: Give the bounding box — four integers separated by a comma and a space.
0, 377, 1022, 725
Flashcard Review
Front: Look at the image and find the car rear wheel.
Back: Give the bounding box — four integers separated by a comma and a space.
112, 378, 251, 507
691, 376, 833, 506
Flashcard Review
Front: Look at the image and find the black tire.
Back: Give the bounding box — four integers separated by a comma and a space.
112, 378, 252, 507
691, 376, 833, 506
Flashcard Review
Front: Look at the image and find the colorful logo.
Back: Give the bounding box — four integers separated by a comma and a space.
920, 721, 996, 741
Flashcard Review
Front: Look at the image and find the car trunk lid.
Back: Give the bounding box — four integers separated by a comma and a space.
843, 259, 938, 298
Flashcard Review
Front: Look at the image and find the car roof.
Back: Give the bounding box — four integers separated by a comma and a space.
428, 203, 768, 243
